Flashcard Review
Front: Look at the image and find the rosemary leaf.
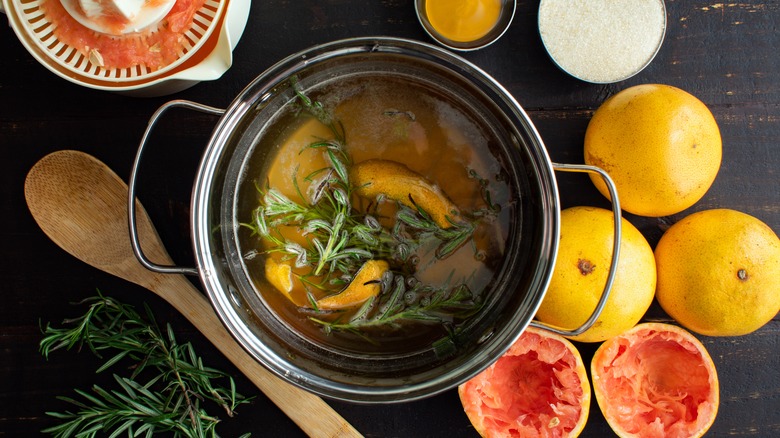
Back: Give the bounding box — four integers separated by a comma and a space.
327, 149, 350, 185
435, 225, 474, 259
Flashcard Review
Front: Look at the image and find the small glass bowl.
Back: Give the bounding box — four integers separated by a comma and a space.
538, 0, 667, 84
415, 0, 516, 51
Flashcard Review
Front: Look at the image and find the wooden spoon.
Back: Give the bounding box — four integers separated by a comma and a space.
24, 150, 361, 438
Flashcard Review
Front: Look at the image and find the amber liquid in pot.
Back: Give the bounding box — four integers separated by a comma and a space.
237, 75, 513, 354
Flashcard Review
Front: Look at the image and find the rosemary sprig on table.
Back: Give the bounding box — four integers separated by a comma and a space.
39, 293, 251, 438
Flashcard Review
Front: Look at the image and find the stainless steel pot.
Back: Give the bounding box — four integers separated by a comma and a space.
128, 37, 621, 403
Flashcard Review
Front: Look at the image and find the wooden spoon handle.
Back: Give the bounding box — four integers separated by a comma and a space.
155, 273, 361, 437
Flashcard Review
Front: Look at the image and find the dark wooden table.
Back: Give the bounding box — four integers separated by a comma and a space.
2, 1, 778, 436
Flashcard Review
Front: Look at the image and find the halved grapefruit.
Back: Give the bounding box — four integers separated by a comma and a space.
591, 323, 719, 438
459, 327, 590, 437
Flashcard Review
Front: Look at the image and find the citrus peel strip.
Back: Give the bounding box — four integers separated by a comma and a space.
350, 159, 460, 229
316, 260, 389, 310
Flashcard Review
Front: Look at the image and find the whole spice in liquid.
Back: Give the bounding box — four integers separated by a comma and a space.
425, 0, 502, 43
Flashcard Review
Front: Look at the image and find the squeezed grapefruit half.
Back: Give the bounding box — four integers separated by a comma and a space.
591, 323, 719, 438
459, 327, 590, 438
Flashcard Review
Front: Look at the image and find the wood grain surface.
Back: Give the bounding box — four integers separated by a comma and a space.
1, 1, 778, 436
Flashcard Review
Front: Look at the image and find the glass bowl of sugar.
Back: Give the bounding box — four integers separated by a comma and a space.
538, 0, 666, 84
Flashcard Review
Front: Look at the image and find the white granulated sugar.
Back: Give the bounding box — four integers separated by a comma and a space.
538, 0, 666, 83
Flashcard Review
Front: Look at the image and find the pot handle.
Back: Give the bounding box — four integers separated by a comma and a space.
529, 163, 622, 337
128, 100, 225, 276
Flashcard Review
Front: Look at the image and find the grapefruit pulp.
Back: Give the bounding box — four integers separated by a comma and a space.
459, 327, 590, 438
591, 323, 719, 438
40, 0, 206, 70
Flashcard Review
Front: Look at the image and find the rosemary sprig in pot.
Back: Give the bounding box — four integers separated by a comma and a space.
39, 292, 252, 438
241, 83, 494, 336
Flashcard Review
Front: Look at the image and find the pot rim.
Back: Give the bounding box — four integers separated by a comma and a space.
191, 36, 561, 403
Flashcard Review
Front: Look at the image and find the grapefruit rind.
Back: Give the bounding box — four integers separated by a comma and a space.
459, 327, 590, 438
316, 260, 389, 310
350, 159, 461, 229
591, 323, 719, 438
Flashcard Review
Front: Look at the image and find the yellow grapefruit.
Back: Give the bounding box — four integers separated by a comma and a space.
459, 326, 590, 437
654, 208, 780, 336
584, 84, 722, 217
535, 206, 656, 343
591, 323, 719, 438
